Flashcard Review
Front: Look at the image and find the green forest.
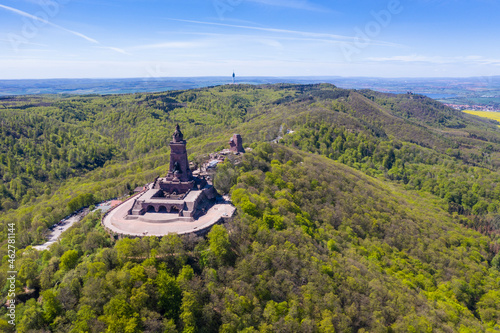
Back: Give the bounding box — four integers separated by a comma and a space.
1, 84, 500, 332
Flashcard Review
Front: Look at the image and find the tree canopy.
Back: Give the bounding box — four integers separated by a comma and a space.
1, 84, 500, 332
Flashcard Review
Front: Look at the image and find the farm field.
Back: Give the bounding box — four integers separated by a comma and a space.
463, 110, 500, 124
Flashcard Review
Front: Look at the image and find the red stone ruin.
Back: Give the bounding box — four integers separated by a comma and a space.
229, 133, 245, 153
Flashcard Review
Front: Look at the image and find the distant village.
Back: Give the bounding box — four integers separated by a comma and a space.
444, 103, 500, 112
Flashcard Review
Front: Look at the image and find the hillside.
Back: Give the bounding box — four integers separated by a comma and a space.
1, 84, 500, 332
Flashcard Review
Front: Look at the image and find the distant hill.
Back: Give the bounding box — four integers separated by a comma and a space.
1, 84, 500, 332
2, 76, 500, 107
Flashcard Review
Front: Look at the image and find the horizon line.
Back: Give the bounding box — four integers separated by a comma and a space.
1, 75, 500, 81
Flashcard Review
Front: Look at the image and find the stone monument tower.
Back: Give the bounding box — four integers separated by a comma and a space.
151, 124, 199, 194
166, 124, 192, 182
128, 124, 214, 218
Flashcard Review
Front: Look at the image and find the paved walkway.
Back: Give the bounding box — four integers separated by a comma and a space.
102, 196, 235, 237
32, 200, 122, 251
32, 209, 88, 251
32, 195, 235, 250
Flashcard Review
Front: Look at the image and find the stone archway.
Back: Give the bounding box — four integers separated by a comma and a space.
158, 206, 167, 213
147, 205, 156, 213
170, 206, 179, 214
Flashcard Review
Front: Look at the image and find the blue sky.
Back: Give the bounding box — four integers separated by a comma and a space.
0, 0, 499, 79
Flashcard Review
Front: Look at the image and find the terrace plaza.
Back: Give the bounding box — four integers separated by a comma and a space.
102, 125, 235, 237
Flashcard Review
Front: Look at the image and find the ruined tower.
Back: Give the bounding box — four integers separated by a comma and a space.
229, 133, 244, 153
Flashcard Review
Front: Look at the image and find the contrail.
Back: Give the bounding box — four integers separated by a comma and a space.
0, 4, 129, 54
0, 4, 99, 44
97, 46, 131, 55
167, 18, 401, 47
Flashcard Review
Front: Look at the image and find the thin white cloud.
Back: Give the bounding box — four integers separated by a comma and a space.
473, 57, 500, 66
133, 33, 341, 52
0, 37, 47, 47
132, 37, 283, 52
258, 38, 282, 48
246, 0, 332, 12
95, 46, 131, 55
172, 31, 397, 47
133, 41, 206, 50
367, 55, 448, 63
367, 55, 500, 66
16, 0, 54, 4
167, 18, 402, 47
2, 57, 500, 79
0, 4, 98, 43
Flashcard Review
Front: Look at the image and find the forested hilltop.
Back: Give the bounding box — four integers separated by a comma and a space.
1, 84, 500, 332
